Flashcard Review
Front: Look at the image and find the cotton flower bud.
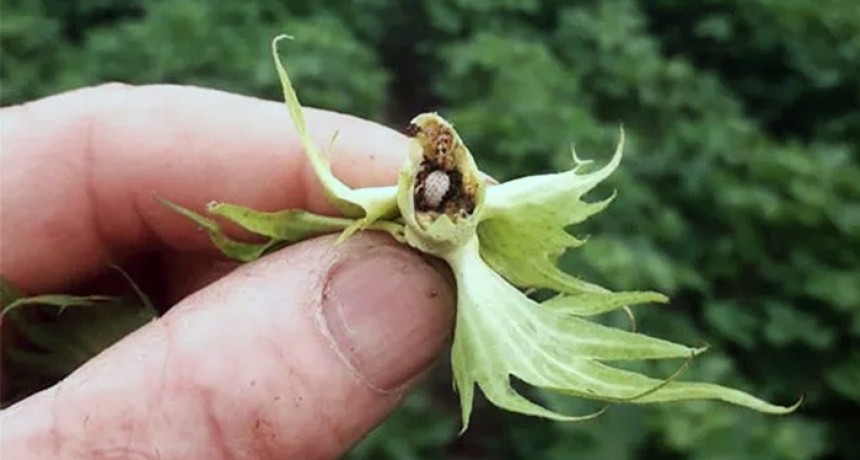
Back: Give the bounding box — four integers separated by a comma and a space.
397, 113, 486, 255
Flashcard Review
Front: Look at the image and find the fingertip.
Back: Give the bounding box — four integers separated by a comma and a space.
320, 235, 455, 391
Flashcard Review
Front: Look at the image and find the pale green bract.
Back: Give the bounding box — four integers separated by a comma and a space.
164, 35, 800, 431
271, 35, 399, 240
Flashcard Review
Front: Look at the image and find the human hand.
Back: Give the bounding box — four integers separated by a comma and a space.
0, 84, 455, 459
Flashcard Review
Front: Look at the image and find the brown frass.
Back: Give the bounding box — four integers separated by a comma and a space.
414, 160, 475, 216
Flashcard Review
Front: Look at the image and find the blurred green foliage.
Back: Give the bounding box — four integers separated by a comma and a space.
2, 0, 858, 458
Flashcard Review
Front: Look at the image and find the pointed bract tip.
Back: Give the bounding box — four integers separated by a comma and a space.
570, 144, 594, 168
272, 34, 294, 47
693, 341, 712, 355
785, 394, 805, 413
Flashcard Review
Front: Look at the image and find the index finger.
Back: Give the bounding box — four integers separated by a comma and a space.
0, 84, 410, 293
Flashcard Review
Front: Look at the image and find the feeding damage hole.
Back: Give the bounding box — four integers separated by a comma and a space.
409, 119, 477, 216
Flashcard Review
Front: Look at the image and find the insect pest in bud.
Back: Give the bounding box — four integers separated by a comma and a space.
161, 35, 801, 432
418, 170, 451, 210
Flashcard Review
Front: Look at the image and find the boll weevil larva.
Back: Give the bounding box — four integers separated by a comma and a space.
422, 169, 451, 209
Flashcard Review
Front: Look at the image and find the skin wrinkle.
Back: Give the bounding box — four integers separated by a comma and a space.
102, 332, 160, 458
264, 332, 334, 455
301, 370, 343, 460
91, 85, 192, 254
86, 84, 145, 272
173, 300, 249, 458
50, 376, 64, 456
313, 403, 349, 460
120, 331, 165, 453
157, 310, 232, 459
121, 404, 139, 460
247, 338, 297, 460
84, 86, 115, 271
153, 319, 171, 425
71, 85, 174, 260
148, 320, 172, 457
3, 84, 151, 290
199, 388, 235, 460
85, 436, 155, 460
248, 300, 319, 457
63, 311, 170, 459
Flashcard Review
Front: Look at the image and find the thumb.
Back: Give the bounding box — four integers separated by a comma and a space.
1, 232, 456, 460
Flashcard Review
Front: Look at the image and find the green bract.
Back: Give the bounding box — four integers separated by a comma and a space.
166, 35, 800, 431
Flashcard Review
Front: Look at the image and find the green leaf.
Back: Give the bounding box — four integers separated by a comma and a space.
110, 265, 159, 317
5, 298, 156, 383
1, 274, 157, 406
6, 346, 84, 378
207, 201, 405, 243
1, 294, 112, 318
159, 198, 277, 262
208, 201, 353, 240
0, 276, 23, 305
7, 311, 98, 367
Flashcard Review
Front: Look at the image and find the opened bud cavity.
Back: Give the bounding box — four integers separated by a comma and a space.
397, 113, 486, 254
409, 114, 481, 218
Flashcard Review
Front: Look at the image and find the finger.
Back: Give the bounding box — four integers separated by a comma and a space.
0, 232, 456, 460
0, 84, 410, 293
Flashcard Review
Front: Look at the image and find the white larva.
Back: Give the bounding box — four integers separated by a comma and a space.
423, 170, 451, 208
